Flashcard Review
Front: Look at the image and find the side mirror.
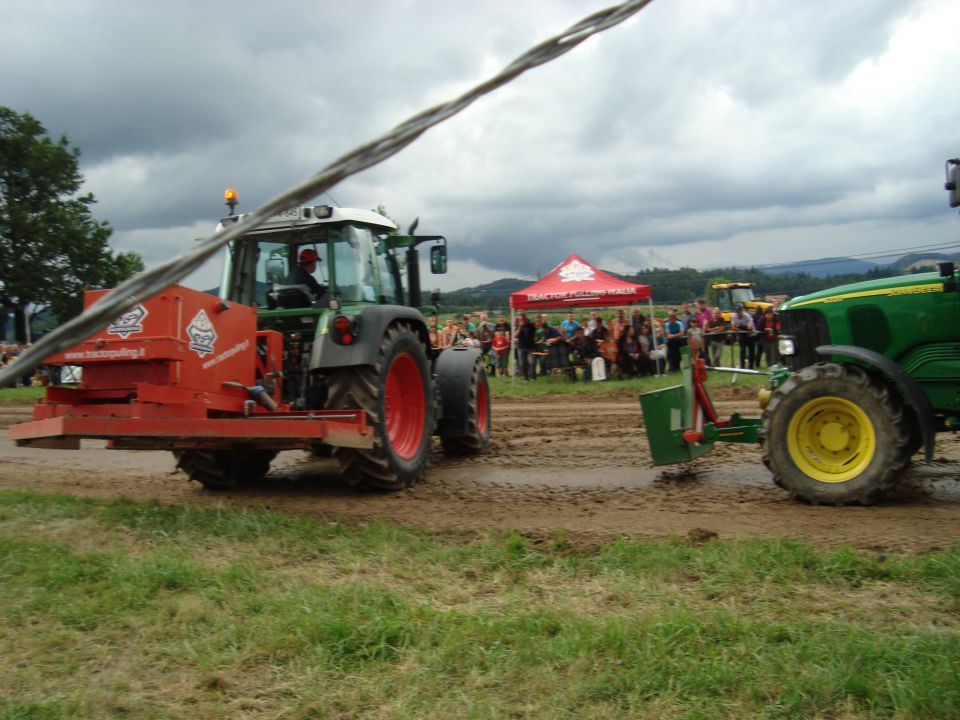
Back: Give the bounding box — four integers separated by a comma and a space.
430, 245, 447, 274
265, 258, 285, 284
946, 159, 960, 208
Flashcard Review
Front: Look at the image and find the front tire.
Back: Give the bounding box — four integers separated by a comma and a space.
326, 324, 434, 490
761, 363, 908, 505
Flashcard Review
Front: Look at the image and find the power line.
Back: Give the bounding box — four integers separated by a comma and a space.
626, 239, 960, 279
750, 240, 960, 272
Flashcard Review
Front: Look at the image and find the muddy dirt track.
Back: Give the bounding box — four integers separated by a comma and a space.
2, 386, 960, 552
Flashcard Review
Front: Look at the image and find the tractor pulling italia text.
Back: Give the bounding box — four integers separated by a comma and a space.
10, 194, 491, 490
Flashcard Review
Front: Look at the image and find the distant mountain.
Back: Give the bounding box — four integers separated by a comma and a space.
763, 257, 881, 277
763, 252, 960, 278
444, 278, 532, 296
893, 252, 960, 272
440, 278, 532, 307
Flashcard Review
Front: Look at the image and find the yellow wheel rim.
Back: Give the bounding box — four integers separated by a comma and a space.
786, 396, 876, 483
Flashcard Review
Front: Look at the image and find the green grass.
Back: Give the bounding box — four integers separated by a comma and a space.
488, 369, 769, 397
1, 490, 958, 719
0, 351, 768, 402
0, 374, 765, 401
0, 386, 44, 404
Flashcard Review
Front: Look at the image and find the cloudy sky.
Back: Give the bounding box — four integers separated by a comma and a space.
2, 0, 959, 292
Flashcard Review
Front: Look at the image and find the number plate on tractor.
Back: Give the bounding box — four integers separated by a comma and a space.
267, 207, 300, 222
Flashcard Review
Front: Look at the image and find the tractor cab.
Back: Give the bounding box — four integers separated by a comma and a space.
217, 205, 406, 314
712, 282, 771, 321
213, 195, 449, 412
217, 202, 447, 324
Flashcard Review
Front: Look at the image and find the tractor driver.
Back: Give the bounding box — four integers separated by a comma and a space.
284, 248, 326, 298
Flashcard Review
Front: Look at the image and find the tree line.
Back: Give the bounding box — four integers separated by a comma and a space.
0, 106, 144, 342
441, 265, 901, 310
630, 265, 900, 306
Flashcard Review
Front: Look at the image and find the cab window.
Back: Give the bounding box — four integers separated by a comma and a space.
254, 242, 291, 306
375, 237, 403, 304
731, 288, 755, 305
331, 226, 377, 302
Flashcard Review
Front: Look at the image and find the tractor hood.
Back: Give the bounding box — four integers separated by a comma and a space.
781, 271, 945, 311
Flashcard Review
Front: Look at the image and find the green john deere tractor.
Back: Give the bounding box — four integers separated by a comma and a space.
640, 158, 960, 505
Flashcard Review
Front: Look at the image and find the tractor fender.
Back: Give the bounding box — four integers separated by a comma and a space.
311, 305, 429, 369
434, 346, 483, 435
816, 344, 935, 464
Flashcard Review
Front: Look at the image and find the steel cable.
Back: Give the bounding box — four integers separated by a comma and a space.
0, 0, 655, 387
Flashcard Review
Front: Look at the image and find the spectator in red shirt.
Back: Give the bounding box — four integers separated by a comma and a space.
760, 309, 780, 367
492, 330, 510, 376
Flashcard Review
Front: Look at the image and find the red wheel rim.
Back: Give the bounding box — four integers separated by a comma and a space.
384, 352, 426, 460
476, 374, 489, 436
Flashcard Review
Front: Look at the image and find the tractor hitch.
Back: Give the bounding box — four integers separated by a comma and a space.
639, 347, 764, 466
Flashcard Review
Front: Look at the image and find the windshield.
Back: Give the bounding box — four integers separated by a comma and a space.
244, 223, 401, 307
731, 287, 756, 305
716, 286, 756, 312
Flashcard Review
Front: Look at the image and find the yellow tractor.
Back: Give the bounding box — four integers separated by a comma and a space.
711, 282, 772, 321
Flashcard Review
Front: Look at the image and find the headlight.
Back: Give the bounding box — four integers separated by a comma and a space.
778, 337, 795, 356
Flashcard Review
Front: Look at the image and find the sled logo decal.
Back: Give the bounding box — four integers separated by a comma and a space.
558, 259, 595, 282
107, 304, 148, 338
186, 309, 217, 357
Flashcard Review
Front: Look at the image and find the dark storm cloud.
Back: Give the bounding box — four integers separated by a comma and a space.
386, 0, 959, 277
0, 0, 498, 233
1, 2, 483, 161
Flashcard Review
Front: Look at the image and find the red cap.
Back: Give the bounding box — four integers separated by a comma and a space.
299, 248, 319, 264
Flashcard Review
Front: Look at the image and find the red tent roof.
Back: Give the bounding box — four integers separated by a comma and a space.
509, 254, 651, 310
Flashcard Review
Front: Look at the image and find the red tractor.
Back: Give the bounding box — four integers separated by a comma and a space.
11, 196, 490, 490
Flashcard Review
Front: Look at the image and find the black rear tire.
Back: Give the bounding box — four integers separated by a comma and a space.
760, 363, 907, 505
440, 358, 491, 455
174, 449, 277, 490
326, 324, 434, 490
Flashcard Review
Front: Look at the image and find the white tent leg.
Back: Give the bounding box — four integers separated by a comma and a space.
510, 307, 516, 384
648, 296, 661, 376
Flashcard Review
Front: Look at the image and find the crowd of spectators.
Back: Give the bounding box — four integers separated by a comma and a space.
1, 343, 52, 388
428, 311, 514, 377
429, 300, 782, 381
513, 308, 669, 381
429, 308, 664, 381
662, 298, 780, 373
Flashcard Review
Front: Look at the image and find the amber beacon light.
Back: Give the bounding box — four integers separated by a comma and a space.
224, 188, 238, 215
